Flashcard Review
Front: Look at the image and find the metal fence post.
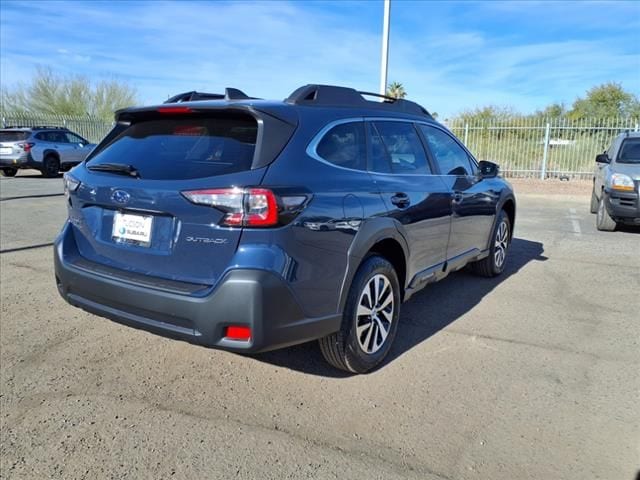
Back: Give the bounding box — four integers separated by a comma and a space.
464, 123, 469, 145
540, 122, 550, 180
635, 123, 639, 132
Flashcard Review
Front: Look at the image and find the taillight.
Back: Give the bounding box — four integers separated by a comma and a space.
63, 174, 81, 197
182, 187, 279, 227
19, 142, 35, 153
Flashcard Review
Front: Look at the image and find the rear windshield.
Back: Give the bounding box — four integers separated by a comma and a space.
0, 131, 30, 142
617, 138, 640, 164
87, 115, 257, 180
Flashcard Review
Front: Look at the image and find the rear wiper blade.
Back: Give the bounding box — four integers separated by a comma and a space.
87, 162, 141, 178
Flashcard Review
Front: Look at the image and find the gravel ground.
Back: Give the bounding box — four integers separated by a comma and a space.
1, 173, 639, 480
507, 177, 592, 196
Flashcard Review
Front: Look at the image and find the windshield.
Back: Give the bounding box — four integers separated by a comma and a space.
617, 137, 640, 164
0, 131, 29, 142
87, 115, 258, 180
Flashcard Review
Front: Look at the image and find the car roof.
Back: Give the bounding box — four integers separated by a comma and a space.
116, 84, 434, 124
617, 131, 640, 139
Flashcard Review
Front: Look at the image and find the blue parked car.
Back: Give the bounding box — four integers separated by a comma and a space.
54, 85, 516, 373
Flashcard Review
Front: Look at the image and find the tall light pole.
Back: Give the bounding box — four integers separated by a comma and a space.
379, 0, 390, 96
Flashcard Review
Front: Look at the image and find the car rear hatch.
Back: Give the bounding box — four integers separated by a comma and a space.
0, 130, 29, 156
65, 105, 296, 289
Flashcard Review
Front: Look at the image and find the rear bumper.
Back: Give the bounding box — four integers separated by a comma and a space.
604, 189, 640, 223
53, 223, 341, 353
0, 152, 30, 167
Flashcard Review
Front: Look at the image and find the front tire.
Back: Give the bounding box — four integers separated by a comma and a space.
590, 188, 599, 214
319, 256, 401, 373
596, 195, 617, 231
0, 168, 18, 177
41, 155, 60, 178
471, 210, 511, 278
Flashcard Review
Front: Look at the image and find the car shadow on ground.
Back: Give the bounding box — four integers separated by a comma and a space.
254, 237, 547, 377
616, 224, 640, 234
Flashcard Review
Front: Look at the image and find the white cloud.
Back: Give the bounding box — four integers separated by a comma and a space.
1, 0, 638, 117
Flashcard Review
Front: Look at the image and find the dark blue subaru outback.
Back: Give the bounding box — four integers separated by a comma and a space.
54, 85, 516, 373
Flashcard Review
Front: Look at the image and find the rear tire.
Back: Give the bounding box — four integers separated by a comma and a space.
42, 155, 60, 178
471, 210, 511, 278
0, 168, 18, 177
596, 195, 617, 231
590, 188, 598, 214
319, 256, 401, 374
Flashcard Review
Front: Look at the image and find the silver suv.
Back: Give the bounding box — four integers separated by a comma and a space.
591, 131, 640, 231
0, 126, 96, 177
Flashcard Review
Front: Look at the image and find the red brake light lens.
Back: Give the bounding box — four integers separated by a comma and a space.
19, 142, 35, 153
157, 106, 193, 114
245, 188, 278, 226
182, 188, 279, 227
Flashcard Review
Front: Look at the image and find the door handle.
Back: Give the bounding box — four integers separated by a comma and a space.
390, 193, 410, 208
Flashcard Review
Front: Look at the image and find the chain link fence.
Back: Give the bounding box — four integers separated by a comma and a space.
447, 117, 639, 179
1, 112, 113, 144
2, 112, 638, 179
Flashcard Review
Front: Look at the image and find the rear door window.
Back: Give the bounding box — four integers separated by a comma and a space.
315, 121, 366, 170
419, 125, 475, 176
0, 131, 29, 142
370, 121, 431, 175
37, 131, 68, 143
87, 115, 258, 180
65, 132, 88, 144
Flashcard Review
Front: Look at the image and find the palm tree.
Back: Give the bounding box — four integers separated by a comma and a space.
386, 81, 406, 99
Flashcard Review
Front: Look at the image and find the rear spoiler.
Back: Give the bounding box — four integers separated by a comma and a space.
165, 88, 259, 103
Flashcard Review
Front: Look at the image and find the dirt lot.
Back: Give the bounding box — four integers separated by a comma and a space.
1, 172, 639, 480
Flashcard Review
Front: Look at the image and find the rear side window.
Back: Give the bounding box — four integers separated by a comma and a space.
0, 131, 29, 142
316, 121, 366, 170
420, 125, 475, 176
617, 138, 640, 164
36, 131, 69, 143
87, 116, 257, 180
370, 121, 431, 175
65, 132, 87, 144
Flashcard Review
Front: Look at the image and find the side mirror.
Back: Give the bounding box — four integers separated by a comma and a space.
77, 143, 84, 148
478, 160, 499, 178
595, 153, 610, 164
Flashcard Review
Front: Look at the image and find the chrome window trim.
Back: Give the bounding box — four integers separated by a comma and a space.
306, 116, 479, 177
305, 117, 367, 174
306, 116, 450, 177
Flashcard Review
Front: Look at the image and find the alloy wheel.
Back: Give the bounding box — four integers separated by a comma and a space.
355, 274, 394, 354
494, 220, 509, 268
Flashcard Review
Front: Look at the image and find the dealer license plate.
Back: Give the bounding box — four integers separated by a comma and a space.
112, 212, 153, 246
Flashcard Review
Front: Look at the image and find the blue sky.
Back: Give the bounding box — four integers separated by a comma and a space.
1, 0, 639, 118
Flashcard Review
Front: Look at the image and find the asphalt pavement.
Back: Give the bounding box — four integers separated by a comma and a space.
1, 172, 638, 479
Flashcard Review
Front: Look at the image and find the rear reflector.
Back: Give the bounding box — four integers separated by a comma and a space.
225, 325, 251, 341
182, 187, 278, 227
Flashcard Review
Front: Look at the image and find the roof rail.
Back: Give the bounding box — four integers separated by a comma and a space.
164, 88, 258, 104
285, 84, 432, 118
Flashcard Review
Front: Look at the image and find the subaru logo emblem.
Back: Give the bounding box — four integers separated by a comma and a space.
111, 190, 130, 205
